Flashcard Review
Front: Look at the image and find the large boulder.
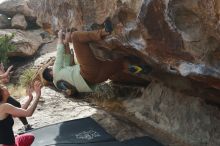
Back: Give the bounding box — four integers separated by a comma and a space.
11, 14, 27, 30
0, 29, 48, 57
28, 0, 118, 30
27, 1, 220, 145
0, 0, 37, 28
0, 0, 35, 18
27, 0, 220, 90
0, 14, 10, 28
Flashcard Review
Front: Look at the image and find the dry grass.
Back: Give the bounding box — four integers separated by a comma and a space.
87, 93, 125, 112
19, 68, 36, 88
81, 82, 131, 113
7, 68, 37, 99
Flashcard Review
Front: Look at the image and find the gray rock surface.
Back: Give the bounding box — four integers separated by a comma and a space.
0, 29, 52, 57
11, 14, 27, 30
0, 14, 10, 28
0, 0, 34, 18
124, 82, 220, 146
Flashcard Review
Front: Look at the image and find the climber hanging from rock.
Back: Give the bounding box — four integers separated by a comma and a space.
40, 18, 152, 96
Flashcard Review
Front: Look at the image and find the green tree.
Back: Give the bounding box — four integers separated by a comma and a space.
0, 34, 16, 65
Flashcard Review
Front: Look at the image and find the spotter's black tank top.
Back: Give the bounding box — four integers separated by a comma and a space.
0, 115, 15, 145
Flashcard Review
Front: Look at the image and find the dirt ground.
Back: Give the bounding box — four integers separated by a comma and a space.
13, 87, 98, 133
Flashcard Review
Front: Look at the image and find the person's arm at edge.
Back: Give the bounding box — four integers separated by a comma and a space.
63, 43, 72, 66
21, 87, 33, 109
63, 32, 74, 66
21, 97, 33, 110
2, 81, 41, 117
0, 65, 13, 79
53, 30, 65, 75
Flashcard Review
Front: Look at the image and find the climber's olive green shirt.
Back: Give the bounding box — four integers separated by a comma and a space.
53, 44, 93, 92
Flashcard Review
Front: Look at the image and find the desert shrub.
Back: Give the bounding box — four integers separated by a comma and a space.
0, 34, 16, 65
19, 68, 36, 88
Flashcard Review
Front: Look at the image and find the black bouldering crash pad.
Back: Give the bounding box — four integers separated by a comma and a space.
51, 137, 164, 146
28, 117, 164, 146
30, 117, 115, 146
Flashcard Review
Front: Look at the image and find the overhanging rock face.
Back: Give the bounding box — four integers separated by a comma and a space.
28, 0, 220, 90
